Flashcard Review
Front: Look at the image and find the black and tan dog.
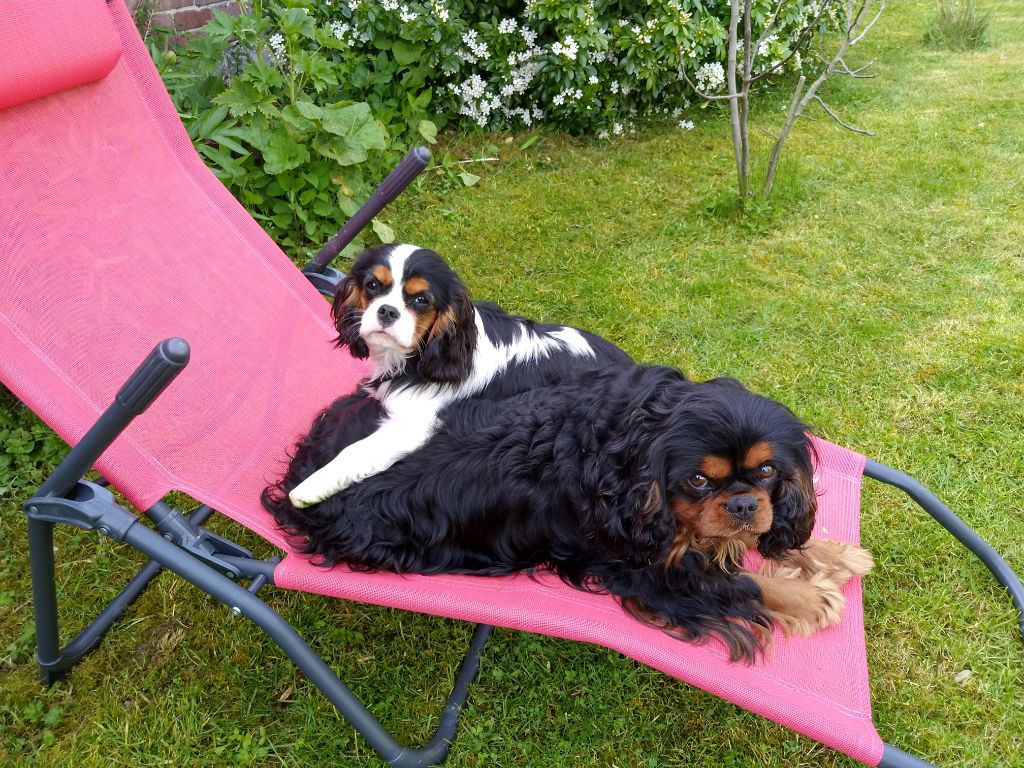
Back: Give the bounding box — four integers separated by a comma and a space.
265, 365, 871, 662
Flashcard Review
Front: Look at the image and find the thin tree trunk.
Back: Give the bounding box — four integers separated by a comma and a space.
764, 76, 805, 197
725, 0, 747, 200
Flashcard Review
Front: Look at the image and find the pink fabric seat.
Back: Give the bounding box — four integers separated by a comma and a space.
0, 1, 881, 764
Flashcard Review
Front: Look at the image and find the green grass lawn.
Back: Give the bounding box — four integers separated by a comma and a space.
3, 0, 1023, 765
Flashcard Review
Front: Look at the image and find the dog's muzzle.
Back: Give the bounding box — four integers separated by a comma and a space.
377, 304, 401, 329
726, 495, 759, 523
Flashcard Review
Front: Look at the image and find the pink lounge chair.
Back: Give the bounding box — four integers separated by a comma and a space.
2, 2, 1020, 766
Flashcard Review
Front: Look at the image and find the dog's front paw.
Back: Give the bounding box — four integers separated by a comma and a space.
768, 573, 846, 638
831, 543, 874, 582
288, 476, 335, 508
776, 540, 874, 587
288, 462, 367, 508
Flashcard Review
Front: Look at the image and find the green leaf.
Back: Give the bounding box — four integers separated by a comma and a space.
243, 61, 285, 93
295, 52, 338, 90
281, 103, 318, 135
417, 120, 438, 145
371, 218, 395, 243
262, 133, 310, 174
458, 171, 481, 187
401, 66, 429, 91
320, 103, 388, 150
520, 133, 540, 150
197, 144, 245, 179
313, 134, 367, 166
391, 39, 425, 66
213, 80, 276, 118
278, 8, 315, 40
313, 197, 336, 217
208, 127, 251, 157
294, 100, 324, 121
43, 707, 63, 729
277, 173, 305, 193
188, 105, 230, 141
202, 9, 238, 41
336, 193, 361, 217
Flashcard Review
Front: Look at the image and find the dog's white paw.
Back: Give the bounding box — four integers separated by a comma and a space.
289, 476, 339, 508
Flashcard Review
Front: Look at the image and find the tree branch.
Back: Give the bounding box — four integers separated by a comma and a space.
813, 96, 875, 135
837, 56, 877, 77
850, 0, 887, 46
679, 68, 741, 102
763, 74, 807, 197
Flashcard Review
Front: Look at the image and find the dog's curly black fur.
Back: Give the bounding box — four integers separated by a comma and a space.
263, 365, 817, 662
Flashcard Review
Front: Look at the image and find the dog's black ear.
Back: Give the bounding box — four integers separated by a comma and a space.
416, 283, 476, 384
758, 462, 817, 559
331, 275, 369, 358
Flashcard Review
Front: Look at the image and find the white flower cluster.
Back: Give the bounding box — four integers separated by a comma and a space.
499, 60, 541, 98
551, 87, 583, 107
695, 61, 725, 92
630, 20, 656, 45
381, 0, 399, 11
449, 74, 499, 126
458, 29, 490, 64
758, 33, 778, 59
399, 5, 419, 23
430, 0, 449, 23
551, 35, 579, 61
268, 32, 286, 62
330, 20, 370, 47
502, 104, 544, 127
678, 119, 694, 130
598, 122, 626, 139
498, 18, 518, 35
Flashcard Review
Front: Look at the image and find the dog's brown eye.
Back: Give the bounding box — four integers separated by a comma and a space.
411, 294, 431, 307
687, 474, 710, 491
758, 464, 776, 480
365, 278, 382, 293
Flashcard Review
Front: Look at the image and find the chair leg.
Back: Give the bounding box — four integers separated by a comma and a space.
24, 494, 224, 684
113, 517, 489, 767
27, 517, 64, 685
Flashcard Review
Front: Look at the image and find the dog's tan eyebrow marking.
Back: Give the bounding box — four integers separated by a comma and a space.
404, 276, 431, 295
700, 456, 732, 482
743, 442, 773, 469
371, 265, 393, 286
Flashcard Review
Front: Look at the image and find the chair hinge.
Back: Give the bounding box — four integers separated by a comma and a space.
24, 480, 138, 542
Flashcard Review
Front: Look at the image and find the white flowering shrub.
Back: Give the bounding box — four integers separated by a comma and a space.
304, 0, 830, 134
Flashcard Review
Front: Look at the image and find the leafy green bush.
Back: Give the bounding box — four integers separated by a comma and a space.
153, 1, 438, 257
0, 388, 66, 500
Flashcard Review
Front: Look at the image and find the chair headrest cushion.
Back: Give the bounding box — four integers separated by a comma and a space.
0, 0, 122, 110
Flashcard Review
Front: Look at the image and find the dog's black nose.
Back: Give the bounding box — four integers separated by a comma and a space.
377, 304, 401, 327
726, 495, 758, 523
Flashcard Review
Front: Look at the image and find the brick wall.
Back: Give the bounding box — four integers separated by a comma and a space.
138, 0, 240, 32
